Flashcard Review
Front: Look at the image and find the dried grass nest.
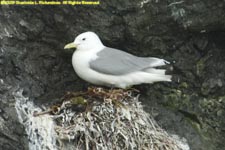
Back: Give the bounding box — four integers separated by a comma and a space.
36, 87, 188, 150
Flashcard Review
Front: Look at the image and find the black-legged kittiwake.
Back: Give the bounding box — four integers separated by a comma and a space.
64, 31, 172, 88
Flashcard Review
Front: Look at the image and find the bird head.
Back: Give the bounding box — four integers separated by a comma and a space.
64, 31, 104, 51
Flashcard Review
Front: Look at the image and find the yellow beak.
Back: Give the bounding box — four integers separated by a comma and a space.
64, 42, 77, 49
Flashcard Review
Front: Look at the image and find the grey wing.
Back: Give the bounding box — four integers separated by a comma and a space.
89, 47, 168, 75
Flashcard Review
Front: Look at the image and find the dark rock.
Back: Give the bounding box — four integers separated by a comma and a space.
0, 1, 225, 150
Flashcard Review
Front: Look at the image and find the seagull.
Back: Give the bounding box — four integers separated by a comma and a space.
64, 31, 172, 88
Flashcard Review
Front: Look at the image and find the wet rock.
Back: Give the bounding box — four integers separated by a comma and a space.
0, 1, 225, 150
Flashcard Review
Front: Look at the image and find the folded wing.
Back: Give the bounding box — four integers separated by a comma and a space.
89, 47, 169, 76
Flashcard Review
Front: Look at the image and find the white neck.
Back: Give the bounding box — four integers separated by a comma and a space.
77, 43, 105, 53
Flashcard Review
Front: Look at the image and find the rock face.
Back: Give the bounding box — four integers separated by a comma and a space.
0, 1, 225, 150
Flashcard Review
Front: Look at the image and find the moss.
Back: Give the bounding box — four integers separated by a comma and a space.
196, 54, 211, 76
70, 96, 87, 105
162, 87, 225, 150
196, 96, 225, 149
179, 82, 189, 89
163, 89, 190, 110
196, 59, 205, 76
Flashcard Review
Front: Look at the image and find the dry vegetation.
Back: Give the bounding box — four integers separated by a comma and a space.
35, 87, 188, 150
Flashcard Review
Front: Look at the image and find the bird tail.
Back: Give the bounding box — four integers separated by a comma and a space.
148, 58, 170, 67
143, 68, 172, 82
160, 74, 172, 82
143, 68, 166, 75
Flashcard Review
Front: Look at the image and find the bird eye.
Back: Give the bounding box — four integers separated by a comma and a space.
82, 38, 86, 41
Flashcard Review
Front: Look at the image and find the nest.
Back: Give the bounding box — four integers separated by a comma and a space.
34, 87, 188, 150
